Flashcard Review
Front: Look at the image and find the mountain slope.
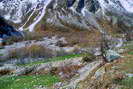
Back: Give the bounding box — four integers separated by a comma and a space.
0, 0, 132, 35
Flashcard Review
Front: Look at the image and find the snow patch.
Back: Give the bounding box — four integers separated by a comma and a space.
0, 2, 4, 9
119, 0, 133, 13
28, 0, 52, 31
4, 14, 11, 20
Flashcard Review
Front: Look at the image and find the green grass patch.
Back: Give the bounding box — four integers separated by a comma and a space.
0, 53, 4, 56
114, 77, 133, 89
0, 75, 60, 89
18, 54, 84, 67
121, 41, 133, 50
128, 51, 133, 55
120, 56, 133, 73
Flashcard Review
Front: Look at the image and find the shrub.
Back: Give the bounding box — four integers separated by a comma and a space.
1, 31, 45, 46
0, 69, 12, 76
7, 44, 54, 59
23, 31, 44, 41
8, 47, 28, 59
27, 44, 54, 58
82, 53, 96, 63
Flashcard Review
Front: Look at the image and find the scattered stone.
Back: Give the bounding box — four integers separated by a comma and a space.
35, 85, 48, 89
53, 82, 64, 89
63, 61, 102, 89
92, 48, 101, 56
15, 57, 83, 77
94, 66, 105, 78
126, 73, 133, 78
15, 66, 37, 76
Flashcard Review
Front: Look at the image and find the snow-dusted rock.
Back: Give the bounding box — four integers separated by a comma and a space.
106, 50, 121, 62
0, 0, 132, 33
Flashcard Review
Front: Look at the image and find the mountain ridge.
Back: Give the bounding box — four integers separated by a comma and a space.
0, 0, 132, 33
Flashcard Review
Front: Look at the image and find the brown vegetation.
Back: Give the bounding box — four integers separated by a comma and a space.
7, 44, 54, 59
82, 53, 96, 63
30, 64, 83, 80
0, 69, 14, 76
50, 65, 83, 80
23, 31, 44, 41
36, 25, 102, 48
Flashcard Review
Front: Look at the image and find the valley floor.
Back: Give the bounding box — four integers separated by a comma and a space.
0, 41, 133, 89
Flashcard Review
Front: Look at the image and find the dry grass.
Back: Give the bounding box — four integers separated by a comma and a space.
7, 44, 54, 59
36, 27, 102, 48
0, 69, 13, 76
50, 65, 83, 80
23, 31, 44, 41
28, 64, 83, 80
98, 18, 133, 40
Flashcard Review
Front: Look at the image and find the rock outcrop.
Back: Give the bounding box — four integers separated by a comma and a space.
0, 16, 23, 40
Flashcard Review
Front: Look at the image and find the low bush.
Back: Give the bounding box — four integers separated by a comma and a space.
2, 31, 45, 46
114, 77, 133, 89
7, 44, 54, 59
82, 53, 96, 63
23, 31, 44, 41
0, 69, 13, 76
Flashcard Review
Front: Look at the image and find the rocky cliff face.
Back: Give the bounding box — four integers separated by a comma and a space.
0, 16, 23, 40
0, 0, 132, 36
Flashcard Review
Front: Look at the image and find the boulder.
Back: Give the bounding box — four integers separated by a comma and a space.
0, 64, 18, 76
105, 50, 121, 62
126, 73, 133, 78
